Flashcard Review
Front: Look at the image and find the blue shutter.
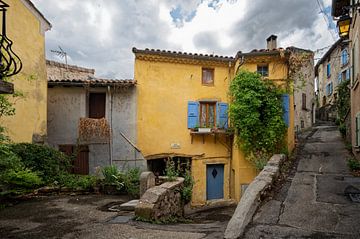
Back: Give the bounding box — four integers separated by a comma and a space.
216, 102, 228, 129
282, 94, 289, 127
346, 69, 350, 80
187, 101, 199, 129
330, 82, 333, 95
326, 84, 329, 96
327, 64, 331, 77
338, 73, 342, 84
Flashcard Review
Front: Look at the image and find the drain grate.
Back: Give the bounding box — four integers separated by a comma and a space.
349, 193, 360, 203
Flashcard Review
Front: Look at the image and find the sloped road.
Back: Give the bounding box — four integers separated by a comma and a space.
244, 124, 360, 239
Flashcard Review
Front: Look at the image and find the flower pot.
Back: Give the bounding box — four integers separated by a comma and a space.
198, 128, 211, 133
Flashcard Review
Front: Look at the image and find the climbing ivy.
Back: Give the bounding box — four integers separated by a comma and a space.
229, 70, 287, 169
336, 79, 350, 122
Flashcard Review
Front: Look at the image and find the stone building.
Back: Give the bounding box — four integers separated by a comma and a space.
332, 0, 360, 160
47, 60, 146, 174
289, 47, 316, 133
315, 39, 350, 121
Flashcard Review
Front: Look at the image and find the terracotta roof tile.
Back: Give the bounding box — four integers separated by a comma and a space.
132, 47, 235, 62
48, 77, 136, 87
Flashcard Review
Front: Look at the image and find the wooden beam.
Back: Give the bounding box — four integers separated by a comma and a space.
0, 80, 14, 94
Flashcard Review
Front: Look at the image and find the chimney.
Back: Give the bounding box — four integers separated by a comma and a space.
266, 35, 277, 50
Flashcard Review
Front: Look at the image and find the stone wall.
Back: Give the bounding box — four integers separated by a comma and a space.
224, 154, 285, 239
135, 177, 184, 221
46, 60, 95, 80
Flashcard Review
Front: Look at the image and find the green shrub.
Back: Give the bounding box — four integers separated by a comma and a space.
335, 118, 341, 126
101, 165, 125, 191
181, 169, 194, 203
0, 144, 43, 196
57, 173, 96, 190
339, 123, 346, 138
122, 168, 140, 198
348, 158, 360, 171
165, 160, 179, 181
9, 143, 71, 183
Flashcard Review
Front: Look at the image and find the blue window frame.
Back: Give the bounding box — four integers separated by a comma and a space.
326, 63, 331, 78
326, 82, 333, 96
187, 101, 228, 129
338, 73, 342, 84
341, 49, 348, 66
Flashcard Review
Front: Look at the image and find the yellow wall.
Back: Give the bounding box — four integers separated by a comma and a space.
0, 0, 49, 142
134, 57, 235, 205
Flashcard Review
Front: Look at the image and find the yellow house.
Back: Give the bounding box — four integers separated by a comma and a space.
0, 0, 51, 143
133, 36, 300, 205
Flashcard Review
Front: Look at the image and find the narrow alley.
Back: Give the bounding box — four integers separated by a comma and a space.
244, 124, 360, 238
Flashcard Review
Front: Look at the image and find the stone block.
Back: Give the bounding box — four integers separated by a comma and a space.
140, 171, 156, 197
135, 201, 154, 220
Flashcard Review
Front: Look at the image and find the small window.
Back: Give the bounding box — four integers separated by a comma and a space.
341, 49, 348, 66
326, 63, 331, 78
302, 93, 306, 110
202, 68, 214, 85
326, 82, 333, 96
257, 65, 269, 77
200, 102, 216, 128
89, 92, 106, 118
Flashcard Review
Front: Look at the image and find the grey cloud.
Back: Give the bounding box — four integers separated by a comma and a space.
193, 31, 222, 52
35, 0, 179, 79
228, 0, 320, 52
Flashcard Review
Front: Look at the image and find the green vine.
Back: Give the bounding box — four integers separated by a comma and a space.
229, 70, 287, 169
336, 79, 350, 122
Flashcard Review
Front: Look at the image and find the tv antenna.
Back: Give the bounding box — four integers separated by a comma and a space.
51, 46, 68, 65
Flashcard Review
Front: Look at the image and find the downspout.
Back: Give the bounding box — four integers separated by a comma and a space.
108, 85, 114, 165
228, 60, 233, 200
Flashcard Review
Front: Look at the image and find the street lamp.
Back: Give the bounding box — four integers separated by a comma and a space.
337, 14, 351, 38
0, 0, 22, 80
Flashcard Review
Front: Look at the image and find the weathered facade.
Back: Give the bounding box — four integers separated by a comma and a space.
0, 0, 51, 143
133, 36, 310, 205
332, 0, 360, 160
315, 39, 350, 121
291, 48, 316, 132
47, 60, 145, 174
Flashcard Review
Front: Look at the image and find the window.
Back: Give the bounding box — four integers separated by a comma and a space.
341, 49, 349, 66
200, 102, 215, 128
338, 73, 342, 84
302, 93, 306, 110
326, 63, 331, 78
202, 68, 214, 85
89, 92, 106, 118
187, 101, 228, 129
257, 65, 269, 77
326, 82, 333, 96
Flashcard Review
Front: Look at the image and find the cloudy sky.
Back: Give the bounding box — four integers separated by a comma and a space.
33, 0, 337, 79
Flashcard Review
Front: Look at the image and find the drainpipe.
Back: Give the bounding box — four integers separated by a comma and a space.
108, 85, 114, 165
228, 60, 233, 200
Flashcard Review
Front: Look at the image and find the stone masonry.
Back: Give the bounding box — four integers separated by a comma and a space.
135, 177, 184, 221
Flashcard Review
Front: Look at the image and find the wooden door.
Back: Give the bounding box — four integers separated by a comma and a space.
206, 164, 224, 200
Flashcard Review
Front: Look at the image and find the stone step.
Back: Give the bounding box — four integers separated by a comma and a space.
119, 200, 139, 211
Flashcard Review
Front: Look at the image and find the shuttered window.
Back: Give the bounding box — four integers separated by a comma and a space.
187, 101, 228, 129
282, 94, 290, 127
327, 63, 331, 78
89, 93, 106, 118
302, 93, 306, 110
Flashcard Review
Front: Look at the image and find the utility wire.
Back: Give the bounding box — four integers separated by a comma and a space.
316, 0, 338, 42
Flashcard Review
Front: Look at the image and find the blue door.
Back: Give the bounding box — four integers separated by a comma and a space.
206, 164, 224, 200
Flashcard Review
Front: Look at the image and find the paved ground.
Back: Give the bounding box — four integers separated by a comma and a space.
244, 124, 360, 239
0, 194, 235, 239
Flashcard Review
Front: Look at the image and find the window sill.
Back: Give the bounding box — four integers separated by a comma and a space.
190, 128, 232, 135
201, 83, 214, 87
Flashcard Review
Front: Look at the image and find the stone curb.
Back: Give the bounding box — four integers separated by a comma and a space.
224, 154, 285, 239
